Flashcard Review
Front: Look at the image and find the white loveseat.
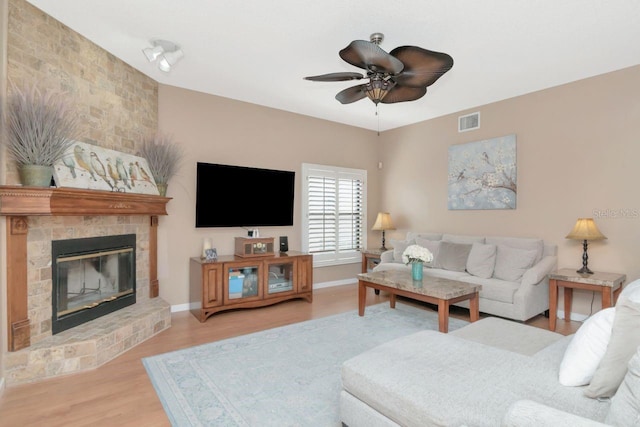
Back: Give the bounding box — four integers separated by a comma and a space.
373, 232, 557, 321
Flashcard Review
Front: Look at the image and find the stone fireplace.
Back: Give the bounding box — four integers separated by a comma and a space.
0, 186, 172, 385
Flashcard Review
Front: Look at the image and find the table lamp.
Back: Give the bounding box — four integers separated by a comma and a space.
372, 212, 395, 250
565, 218, 606, 274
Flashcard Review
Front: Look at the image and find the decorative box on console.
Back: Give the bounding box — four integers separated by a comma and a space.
234, 237, 275, 258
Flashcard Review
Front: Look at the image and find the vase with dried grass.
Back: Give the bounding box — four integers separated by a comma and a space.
139, 132, 184, 196
2, 83, 78, 187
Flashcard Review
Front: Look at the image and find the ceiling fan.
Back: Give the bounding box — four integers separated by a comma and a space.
304, 33, 454, 105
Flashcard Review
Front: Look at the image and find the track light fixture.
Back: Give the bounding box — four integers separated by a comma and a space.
142, 40, 184, 73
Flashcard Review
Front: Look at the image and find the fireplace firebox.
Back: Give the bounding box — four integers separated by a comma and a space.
52, 234, 136, 334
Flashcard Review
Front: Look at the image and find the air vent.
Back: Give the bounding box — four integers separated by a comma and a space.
458, 112, 480, 132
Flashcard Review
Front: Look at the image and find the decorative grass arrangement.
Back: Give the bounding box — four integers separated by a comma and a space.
139, 132, 184, 185
2, 83, 78, 166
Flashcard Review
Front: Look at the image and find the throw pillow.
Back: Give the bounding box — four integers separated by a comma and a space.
465, 243, 497, 279
432, 241, 472, 272
492, 246, 538, 282
414, 238, 440, 268
486, 237, 545, 264
584, 297, 640, 398
390, 239, 414, 262
558, 307, 615, 386
605, 346, 640, 425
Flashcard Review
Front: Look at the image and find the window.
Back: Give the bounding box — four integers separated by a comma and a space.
302, 163, 367, 267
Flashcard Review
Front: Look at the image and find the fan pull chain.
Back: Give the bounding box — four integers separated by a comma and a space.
376, 104, 380, 136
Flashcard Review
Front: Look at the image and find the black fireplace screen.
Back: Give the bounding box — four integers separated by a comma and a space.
52, 234, 136, 334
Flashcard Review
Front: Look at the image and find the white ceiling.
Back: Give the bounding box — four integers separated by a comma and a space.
26, 0, 640, 132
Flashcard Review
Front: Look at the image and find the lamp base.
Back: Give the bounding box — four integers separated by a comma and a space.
576, 266, 594, 275
380, 230, 387, 252
577, 239, 594, 275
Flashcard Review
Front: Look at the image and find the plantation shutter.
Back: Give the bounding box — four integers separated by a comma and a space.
302, 164, 367, 267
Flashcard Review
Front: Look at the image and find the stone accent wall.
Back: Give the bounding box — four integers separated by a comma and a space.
27, 216, 150, 345
4, 0, 159, 346
6, 0, 158, 183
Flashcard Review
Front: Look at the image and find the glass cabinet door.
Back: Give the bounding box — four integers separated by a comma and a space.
265, 260, 296, 296
226, 264, 261, 302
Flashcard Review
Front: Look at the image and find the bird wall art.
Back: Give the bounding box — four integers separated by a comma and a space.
53, 141, 159, 195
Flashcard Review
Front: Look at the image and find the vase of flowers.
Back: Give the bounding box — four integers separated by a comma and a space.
402, 244, 433, 281
139, 132, 184, 196
2, 83, 78, 187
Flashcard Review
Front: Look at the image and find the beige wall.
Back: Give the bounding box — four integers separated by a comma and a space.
156, 85, 379, 306
379, 65, 640, 317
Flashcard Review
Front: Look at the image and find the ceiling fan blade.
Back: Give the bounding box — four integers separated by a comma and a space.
304, 72, 365, 82
380, 85, 427, 104
389, 46, 454, 88
335, 85, 367, 104
339, 40, 404, 75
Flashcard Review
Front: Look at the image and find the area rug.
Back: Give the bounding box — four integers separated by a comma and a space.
143, 303, 467, 426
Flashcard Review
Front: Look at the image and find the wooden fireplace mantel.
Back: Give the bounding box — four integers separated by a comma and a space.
0, 185, 171, 351
0, 185, 170, 216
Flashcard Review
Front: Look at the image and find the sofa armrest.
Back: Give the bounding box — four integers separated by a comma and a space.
380, 250, 394, 263
501, 400, 610, 427
520, 256, 557, 287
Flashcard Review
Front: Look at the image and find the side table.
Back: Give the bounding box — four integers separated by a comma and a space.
548, 268, 626, 331
361, 248, 389, 295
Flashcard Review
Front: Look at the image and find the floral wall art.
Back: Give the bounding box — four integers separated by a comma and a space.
53, 141, 159, 195
447, 134, 517, 210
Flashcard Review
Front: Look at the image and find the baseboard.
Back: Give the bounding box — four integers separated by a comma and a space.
171, 303, 191, 313
0, 376, 5, 396
556, 310, 588, 322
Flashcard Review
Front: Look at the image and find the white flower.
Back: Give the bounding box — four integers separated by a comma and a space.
402, 244, 434, 265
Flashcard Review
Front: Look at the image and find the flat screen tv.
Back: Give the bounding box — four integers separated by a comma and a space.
196, 162, 295, 228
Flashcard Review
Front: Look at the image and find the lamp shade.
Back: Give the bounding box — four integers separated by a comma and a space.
565, 218, 607, 241
372, 212, 395, 231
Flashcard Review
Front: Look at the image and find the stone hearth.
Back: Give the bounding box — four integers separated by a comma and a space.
3, 298, 170, 385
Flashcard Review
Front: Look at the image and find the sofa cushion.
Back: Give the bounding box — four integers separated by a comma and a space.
606, 346, 640, 425
451, 317, 563, 356
414, 238, 440, 268
442, 233, 485, 244
432, 241, 472, 272
493, 246, 538, 282
460, 275, 520, 304
466, 243, 497, 279
486, 236, 545, 264
619, 278, 640, 299
406, 232, 442, 242
558, 307, 615, 386
585, 296, 640, 398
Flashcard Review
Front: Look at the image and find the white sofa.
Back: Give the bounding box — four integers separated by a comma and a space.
340, 280, 640, 426
373, 232, 557, 321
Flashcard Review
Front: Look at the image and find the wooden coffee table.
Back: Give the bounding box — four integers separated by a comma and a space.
358, 270, 482, 333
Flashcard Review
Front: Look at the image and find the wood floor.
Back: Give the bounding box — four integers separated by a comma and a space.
0, 284, 581, 427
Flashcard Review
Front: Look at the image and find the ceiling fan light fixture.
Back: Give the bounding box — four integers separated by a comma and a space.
364, 78, 394, 104
304, 32, 453, 106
